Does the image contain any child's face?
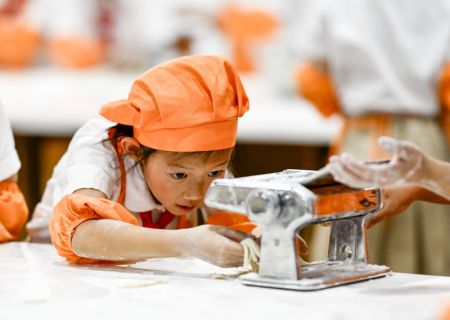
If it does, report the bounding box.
[143,149,233,216]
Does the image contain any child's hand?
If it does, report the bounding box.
[178,225,245,268]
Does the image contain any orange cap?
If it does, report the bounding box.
[100,55,249,152]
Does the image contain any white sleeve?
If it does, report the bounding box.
[41,0,98,38]
[59,118,120,198]
[28,117,121,242]
[0,102,20,181]
[289,0,328,62]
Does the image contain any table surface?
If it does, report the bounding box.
[1,242,449,320]
[0,68,342,145]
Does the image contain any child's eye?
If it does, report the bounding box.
[208,170,222,177]
[170,173,187,180]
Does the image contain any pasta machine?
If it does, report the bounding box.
[205,169,391,290]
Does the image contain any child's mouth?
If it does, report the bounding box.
[176,205,196,213]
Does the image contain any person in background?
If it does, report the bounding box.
[43,0,229,69]
[0,101,29,242]
[294,0,450,275]
[44,0,105,68]
[0,0,217,70]
[329,137,450,318]
[27,55,255,266]
[0,0,105,69]
[0,0,287,72]
[0,0,41,68]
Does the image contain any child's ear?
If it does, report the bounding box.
[120,137,141,160]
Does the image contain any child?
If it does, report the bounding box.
[28,55,255,266]
[0,101,28,242]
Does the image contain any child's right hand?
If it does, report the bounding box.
[178,225,245,268]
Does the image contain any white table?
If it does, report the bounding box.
[0,68,342,145]
[1,242,449,320]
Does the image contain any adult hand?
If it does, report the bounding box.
[328,136,426,189]
[364,185,420,229]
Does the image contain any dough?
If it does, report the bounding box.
[118,278,168,288]
[241,238,260,272]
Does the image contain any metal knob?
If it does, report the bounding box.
[246,189,281,224]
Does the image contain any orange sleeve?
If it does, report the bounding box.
[438,62,450,143]
[47,35,106,69]
[442,302,450,320]
[0,181,28,242]
[49,194,138,264]
[0,17,40,68]
[294,63,340,117]
[438,62,450,111]
[216,6,278,72]
[206,211,257,235]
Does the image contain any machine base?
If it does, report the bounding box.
[240,262,391,291]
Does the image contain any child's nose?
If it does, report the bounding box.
[184,180,206,202]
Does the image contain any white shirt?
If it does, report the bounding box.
[0,101,21,181]
[294,0,450,116]
[27,117,167,242]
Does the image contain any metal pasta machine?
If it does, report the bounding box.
[205,169,391,290]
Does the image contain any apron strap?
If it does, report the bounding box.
[108,128,127,205]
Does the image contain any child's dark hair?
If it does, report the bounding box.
[107,124,236,169]
[108,124,157,163]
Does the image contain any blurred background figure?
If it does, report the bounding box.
[42,0,218,69]
[43,0,106,69]
[0,0,41,68]
[0,0,294,71]
[293,0,450,275]
[0,0,228,70]
[0,0,106,69]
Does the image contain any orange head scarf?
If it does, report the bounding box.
[100,55,249,152]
